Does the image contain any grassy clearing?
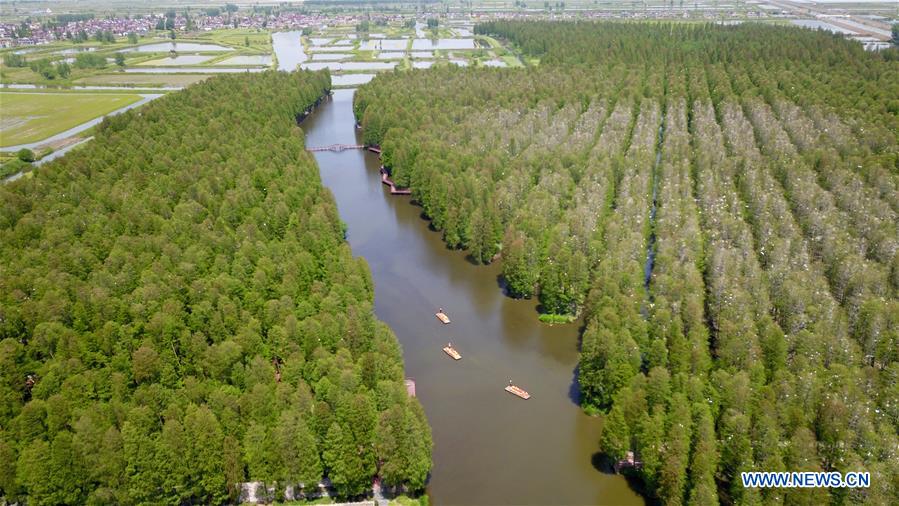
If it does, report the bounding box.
[538,313,577,324]
[74,73,212,87]
[352,50,376,61]
[0,66,48,84]
[204,29,272,52]
[0,158,30,179]
[502,55,524,67]
[0,92,142,147]
[389,495,430,506]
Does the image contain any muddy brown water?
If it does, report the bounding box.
[303,89,645,506]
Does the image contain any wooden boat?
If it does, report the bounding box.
[435,311,451,324]
[505,384,531,400]
[443,344,462,360]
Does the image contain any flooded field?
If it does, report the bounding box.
[301,61,398,71]
[138,55,216,66]
[124,42,233,52]
[411,38,477,50]
[124,67,264,73]
[360,39,409,51]
[215,55,272,65]
[311,53,354,61]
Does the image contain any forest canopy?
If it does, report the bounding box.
[355,21,898,505]
[0,70,431,504]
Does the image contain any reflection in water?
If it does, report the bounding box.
[303,90,645,506]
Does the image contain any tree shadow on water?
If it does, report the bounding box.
[463,253,482,266]
[567,316,592,407]
[591,452,616,474]
[495,273,509,296]
[569,365,582,406]
[591,453,655,505]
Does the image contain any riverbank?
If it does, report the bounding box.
[303,88,644,505]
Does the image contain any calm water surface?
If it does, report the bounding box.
[360,39,409,51]
[303,89,645,506]
[310,46,355,53]
[216,55,273,66]
[301,61,397,71]
[311,53,354,61]
[124,42,232,52]
[377,52,407,60]
[272,31,307,71]
[411,39,476,50]
[331,74,376,86]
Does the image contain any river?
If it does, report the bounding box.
[303,89,644,505]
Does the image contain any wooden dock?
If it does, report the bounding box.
[443,344,462,360]
[614,451,643,472]
[367,145,410,196]
[505,384,531,400]
[380,167,411,195]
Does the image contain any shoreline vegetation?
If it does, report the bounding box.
[355,21,898,505]
[537,313,577,324]
[0,70,432,504]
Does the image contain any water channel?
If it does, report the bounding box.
[303,89,644,505]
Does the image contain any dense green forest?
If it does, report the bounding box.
[0,71,431,504]
[355,22,898,505]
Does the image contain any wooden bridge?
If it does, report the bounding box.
[305,143,409,195]
[380,167,412,195]
[306,144,365,152]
